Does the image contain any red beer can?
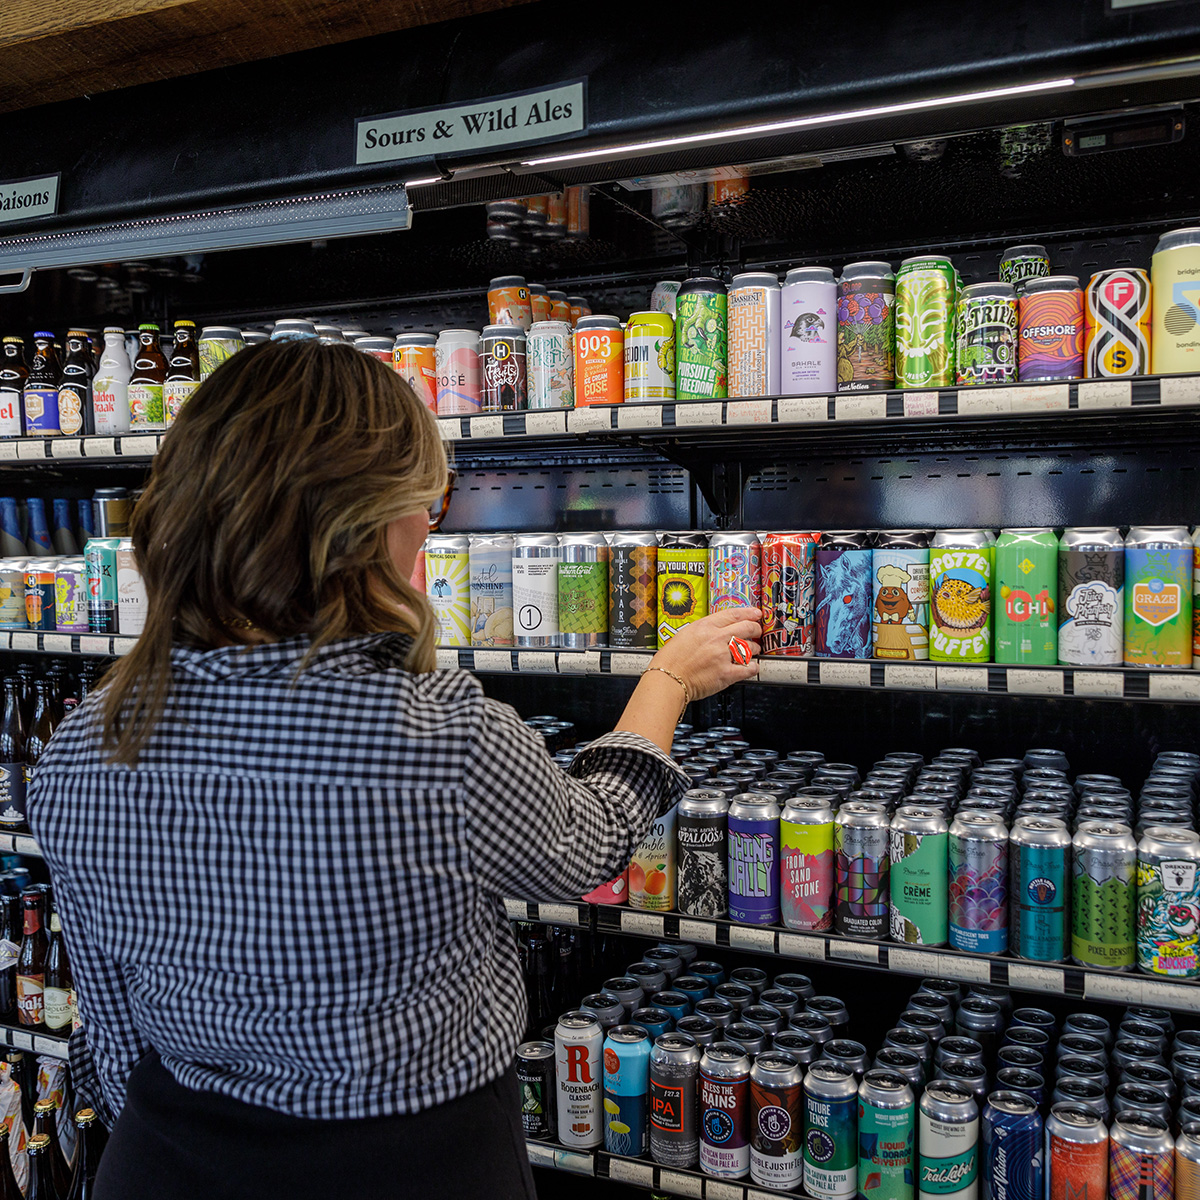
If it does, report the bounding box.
[761,532,820,657]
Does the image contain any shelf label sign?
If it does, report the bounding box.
[0,174,59,227]
[356,81,586,165]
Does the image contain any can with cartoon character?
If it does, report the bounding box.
[929,530,995,663]
[762,532,819,657]
[873,532,930,661]
[1136,826,1200,978]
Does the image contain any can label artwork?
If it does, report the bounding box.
[858,1099,914,1200]
[629,804,677,912]
[199,335,243,382]
[873,549,930,661]
[1108,1142,1172,1200]
[1150,237,1200,375]
[815,547,872,659]
[24,567,54,631]
[782,818,834,932]
[837,276,895,391]
[753,1080,804,1190]
[1137,852,1200,977]
[85,539,120,635]
[527,323,574,409]
[426,546,471,647]
[128,383,165,430]
[701,1071,750,1177]
[710,538,762,612]
[762,534,817,656]
[929,547,993,663]
[23,388,61,435]
[895,261,956,388]
[948,837,1008,954]
[995,532,1058,665]
[1085,269,1150,377]
[890,829,949,946]
[0,565,26,631]
[624,314,676,401]
[728,816,779,925]
[999,250,1049,289]
[1195,538,1200,662]
[1018,290,1084,381]
[1125,546,1192,667]
[609,543,656,648]
[919,1117,978,1200]
[675,291,728,400]
[1012,843,1068,962]
[651,1067,697,1166]
[512,552,559,644]
[1058,548,1123,666]
[481,335,526,411]
[984,1115,1043,1200]
[1046,1131,1107,1200]
[575,324,624,406]
[657,548,709,647]
[956,294,1018,385]
[1071,847,1136,969]
[116,545,148,636]
[835,825,890,939]
[559,557,609,641]
[677,812,727,918]
[729,283,780,397]
[604,1044,649,1156]
[803,1091,856,1199]
[436,340,482,416]
[54,564,88,633]
[469,543,514,647]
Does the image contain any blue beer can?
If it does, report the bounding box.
[728,793,781,925]
[1008,817,1072,962]
[982,1091,1043,1200]
[816,531,873,659]
[630,1007,672,1041]
[604,1024,651,1156]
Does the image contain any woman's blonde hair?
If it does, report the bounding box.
[101,339,447,763]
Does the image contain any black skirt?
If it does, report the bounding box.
[95,1052,537,1200]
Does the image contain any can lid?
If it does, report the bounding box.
[961,281,1016,299]
[481,324,526,339]
[516,1040,554,1057]
[393,332,437,346]
[783,266,835,284]
[528,283,549,296]
[840,260,895,280]
[1022,275,1080,292]
[198,327,244,339]
[1001,244,1049,256]
[488,275,527,289]
[730,271,781,288]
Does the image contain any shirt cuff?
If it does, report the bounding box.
[567,731,689,815]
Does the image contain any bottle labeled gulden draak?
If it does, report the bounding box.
[16,888,47,1029]
[0,678,27,835]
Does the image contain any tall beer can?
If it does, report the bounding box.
[709,532,761,612]
[1124,526,1193,668]
[650,1032,701,1168]
[728,272,781,397]
[480,324,526,411]
[802,1060,858,1199]
[651,280,682,316]
[890,805,949,946]
[895,257,957,388]
[1136,825,1200,977]
[1177,1121,1200,1200]
[982,1092,1043,1200]
[994,528,1059,665]
[609,532,657,648]
[816,531,873,659]
[555,1011,604,1148]
[512,533,560,647]
[425,533,470,647]
[948,812,1009,955]
[623,312,675,401]
[781,267,838,395]
[1071,821,1137,971]
[197,325,245,382]
[700,1042,752,1178]
[1045,1103,1107,1200]
[1108,1113,1173,1200]
[676,789,729,919]
[1057,527,1124,666]
[857,1070,915,1200]
[1084,269,1151,377]
[574,315,623,406]
[675,278,728,400]
[1009,816,1071,962]
[84,537,120,635]
[762,531,819,656]
[558,532,609,649]
[566,186,590,238]
[834,801,890,940]
[929,530,995,663]
[999,244,1050,292]
[629,804,678,912]
[657,532,708,647]
[527,321,574,409]
[873,532,930,661]
[956,282,1018,385]
[468,533,514,647]
[392,333,437,411]
[517,1041,557,1141]
[1150,226,1200,374]
[435,329,482,416]
[728,793,780,925]
[782,796,835,933]
[487,275,532,330]
[837,261,895,391]
[918,1082,979,1200]
[1018,277,1084,381]
[604,1025,650,1156]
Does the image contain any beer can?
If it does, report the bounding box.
[782,796,835,932]
[23,560,55,631]
[1009,816,1071,962]
[630,804,677,912]
[1150,226,1200,375]
[435,329,482,416]
[480,325,526,412]
[1084,269,1151,377]
[675,278,728,400]
[487,275,532,330]
[948,812,1009,954]
[1071,820,1137,971]
[1058,527,1124,666]
[1018,277,1084,381]
[197,326,245,382]
[548,290,572,324]
[425,533,471,647]
[512,533,559,647]
[521,196,547,228]
[762,531,819,656]
[355,336,393,364]
[1124,526,1193,668]
[919,1082,979,1200]
[657,532,708,647]
[1177,1121,1200,1200]
[837,261,895,391]
[834,801,891,940]
[676,1013,719,1046]
[555,1011,604,1148]
[53,557,88,634]
[624,312,675,402]
[574,315,623,406]
[999,244,1050,292]
[517,1040,557,1141]
[728,271,781,397]
[392,333,437,411]
[728,793,781,925]
[468,533,514,647]
[652,184,703,229]
[802,1060,858,1199]
[558,532,609,649]
[602,978,646,1018]
[782,267,838,395]
[676,789,729,919]
[84,537,120,635]
[896,256,957,389]
[994,528,1059,665]
[873,533,930,661]
[604,1025,650,1156]
[526,320,574,409]
[0,558,25,631]
[929,530,995,663]
[650,1031,701,1168]
[816,531,873,659]
[858,1070,915,1200]
[608,531,657,648]
[710,532,761,612]
[890,805,949,946]
[566,186,590,239]
[1108,1113,1173,1200]
[1136,825,1200,977]
[956,282,1018,385]
[700,1042,752,1178]
[528,284,552,324]
[983,1091,1043,1200]
[651,280,682,316]
[568,296,591,325]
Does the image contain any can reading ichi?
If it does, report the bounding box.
[994,528,1058,666]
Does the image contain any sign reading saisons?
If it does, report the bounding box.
[356,81,586,166]
[0,174,59,227]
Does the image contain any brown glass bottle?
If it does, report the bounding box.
[164,320,199,426]
[0,1125,21,1200]
[129,323,167,431]
[24,1134,54,1200]
[44,910,75,1036]
[16,888,47,1029]
[0,678,26,835]
[58,329,95,438]
[0,895,16,1023]
[65,1108,107,1200]
[33,1099,71,1197]
[25,678,56,796]
[5,1050,33,1134]
[0,337,27,439]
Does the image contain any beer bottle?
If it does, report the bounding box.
[23,334,61,437]
[24,1134,54,1200]
[92,327,132,436]
[66,1108,106,1199]
[57,330,95,439]
[5,1050,33,1134]
[16,888,47,1029]
[44,911,74,1036]
[0,1125,21,1200]
[164,320,199,427]
[0,895,16,1021]
[128,324,166,432]
[0,678,27,835]
[33,1100,71,1197]
[0,338,27,439]
[26,677,57,777]
[16,665,36,729]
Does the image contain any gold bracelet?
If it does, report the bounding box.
[645,666,691,722]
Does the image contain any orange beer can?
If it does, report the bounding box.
[546,192,567,236]
[529,284,552,325]
[523,195,549,227]
[393,333,437,411]
[1084,268,1151,377]
[568,295,592,326]
[708,174,749,206]
[487,275,533,330]
[566,186,591,238]
[548,290,572,324]
[574,315,624,406]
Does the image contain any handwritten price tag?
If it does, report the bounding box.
[120,435,159,457]
[472,649,513,672]
[621,911,665,938]
[1159,376,1200,406]
[439,417,462,441]
[818,661,871,688]
[757,658,810,685]
[1005,668,1064,696]
[658,1170,703,1198]
[0,442,16,461]
[1009,383,1069,412]
[10,633,37,652]
[504,899,527,920]
[937,666,989,693]
[956,390,1010,416]
[610,652,652,676]
[524,410,567,436]
[678,918,717,945]
[726,399,773,425]
[1072,671,1125,699]
[608,1159,654,1186]
[83,437,117,457]
[558,651,602,675]
[435,648,460,670]
[884,664,937,691]
[1077,380,1132,409]
[516,651,557,673]
[525,1143,556,1169]
[729,925,777,952]
[777,932,826,962]
[113,637,138,656]
[902,391,940,418]
[1149,674,1200,701]
[42,634,73,654]
[673,401,722,427]
[537,903,582,926]
[617,405,663,430]
[1007,963,1065,993]
[777,396,828,423]
[887,947,939,977]
[568,406,613,433]
[830,939,880,964]
[469,414,505,439]
[706,1182,744,1200]
[937,953,992,983]
[50,439,83,459]
[16,440,46,459]
[835,394,886,421]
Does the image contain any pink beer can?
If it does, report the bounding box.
[761,531,820,656]
[435,329,482,416]
[709,532,762,611]
[393,333,437,411]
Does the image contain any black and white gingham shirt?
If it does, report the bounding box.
[28,634,685,1125]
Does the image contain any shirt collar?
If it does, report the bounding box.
[171,632,415,679]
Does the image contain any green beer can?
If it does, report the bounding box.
[929,529,994,663]
[895,256,957,389]
[675,277,728,400]
[994,528,1059,665]
[889,806,948,946]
